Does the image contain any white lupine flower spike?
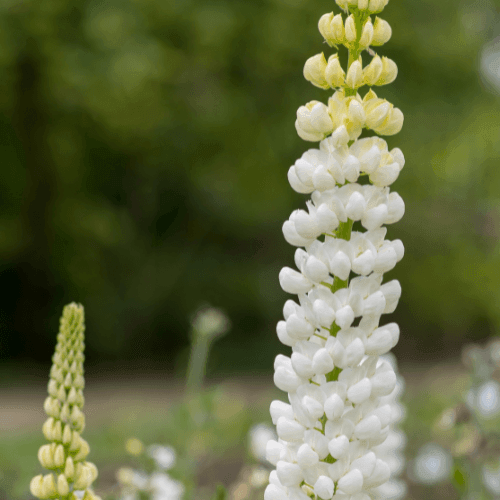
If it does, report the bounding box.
[267,0,406,499]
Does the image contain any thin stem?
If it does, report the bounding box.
[186,336,210,393]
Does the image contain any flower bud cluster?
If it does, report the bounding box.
[335,0,389,14]
[296,90,403,143]
[30,303,101,500]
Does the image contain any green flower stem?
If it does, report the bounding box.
[345,9,369,97]
[186,335,211,392]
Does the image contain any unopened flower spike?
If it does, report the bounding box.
[266,0,407,499]
[31,303,101,500]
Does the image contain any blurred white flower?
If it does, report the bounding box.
[191,305,231,339]
[249,466,270,488]
[482,459,500,496]
[248,424,276,463]
[147,445,176,470]
[149,472,185,500]
[480,36,500,94]
[410,443,452,484]
[371,478,407,500]
[476,380,500,419]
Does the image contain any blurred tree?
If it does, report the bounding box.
[0,0,499,370]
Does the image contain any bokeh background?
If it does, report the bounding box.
[1,0,500,498]
[0,0,500,370]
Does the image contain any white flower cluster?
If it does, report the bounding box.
[266,119,404,500]
[116,445,184,500]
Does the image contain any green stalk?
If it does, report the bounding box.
[186,336,211,393]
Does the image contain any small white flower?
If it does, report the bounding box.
[410,443,452,485]
[147,445,176,470]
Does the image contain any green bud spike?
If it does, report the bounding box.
[30,303,101,500]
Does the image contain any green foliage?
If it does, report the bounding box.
[211,484,228,500]
[0,0,499,366]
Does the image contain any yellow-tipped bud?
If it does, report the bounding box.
[345,15,356,43]
[42,418,55,441]
[345,60,363,89]
[358,0,369,10]
[325,55,345,88]
[71,405,85,432]
[82,490,102,500]
[336,0,348,9]
[365,98,391,129]
[30,475,45,499]
[60,402,71,422]
[65,456,75,481]
[47,380,58,398]
[375,107,404,135]
[56,384,66,402]
[74,437,90,461]
[42,474,57,499]
[64,372,73,388]
[86,462,99,483]
[38,444,55,469]
[348,99,366,125]
[369,0,388,13]
[73,464,93,490]
[69,430,81,452]
[363,55,383,85]
[43,397,61,418]
[303,53,329,89]
[359,19,374,49]
[375,56,398,85]
[319,13,345,46]
[74,373,85,389]
[62,424,72,445]
[57,474,70,496]
[54,444,65,468]
[372,17,392,45]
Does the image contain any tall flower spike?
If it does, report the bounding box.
[266,0,406,499]
[31,303,101,500]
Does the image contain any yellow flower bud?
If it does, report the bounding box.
[325,55,345,88]
[374,107,404,135]
[30,474,45,499]
[345,15,356,43]
[54,444,66,468]
[74,437,90,461]
[375,56,398,85]
[64,372,73,388]
[73,464,92,490]
[74,373,85,389]
[365,99,391,129]
[303,53,329,89]
[336,0,348,9]
[57,474,70,496]
[47,380,59,398]
[76,389,85,407]
[369,0,386,13]
[372,17,392,46]
[86,461,99,483]
[331,14,345,45]
[60,402,71,422]
[359,19,374,49]
[43,397,60,418]
[363,55,383,85]
[42,474,57,499]
[319,13,334,42]
[38,444,55,469]
[345,60,363,89]
[56,384,66,402]
[42,418,55,441]
[65,456,75,481]
[348,99,366,125]
[62,424,72,445]
[358,0,369,10]
[50,366,64,383]
[82,490,102,500]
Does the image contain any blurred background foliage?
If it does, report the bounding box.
[0,0,500,372]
